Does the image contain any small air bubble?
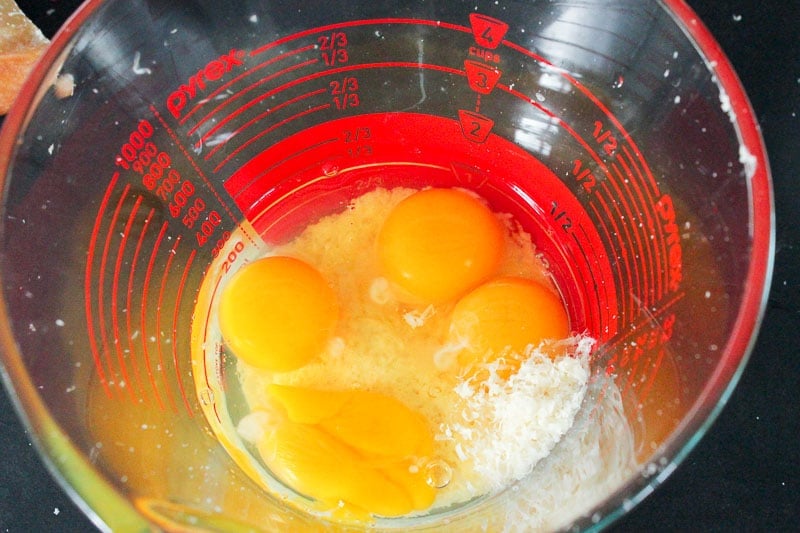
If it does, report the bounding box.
[322,163,339,177]
[425,459,452,489]
[199,389,215,405]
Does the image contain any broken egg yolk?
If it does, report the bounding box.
[218,256,338,372]
[259,384,436,517]
[448,277,570,372]
[377,188,504,304]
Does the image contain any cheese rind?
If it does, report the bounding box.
[0,0,50,114]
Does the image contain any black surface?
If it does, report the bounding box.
[1,1,798,531]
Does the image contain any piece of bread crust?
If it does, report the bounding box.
[0,0,49,115]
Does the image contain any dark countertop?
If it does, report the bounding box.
[1,1,798,531]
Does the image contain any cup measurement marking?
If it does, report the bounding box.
[179,44,318,128]
[201,62,464,173]
[111,193,145,404]
[159,237,196,416]
[192,14,677,303]
[173,14,666,306]
[96,183,134,400]
[612,155,661,301]
[201,88,329,161]
[125,206,157,406]
[172,18,677,316]
[212,103,335,174]
[506,88,646,317]
[188,58,319,141]
[617,145,664,300]
[227,137,341,206]
[139,221,176,412]
[501,39,678,302]
[84,171,120,399]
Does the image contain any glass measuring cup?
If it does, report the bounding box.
[0,0,772,531]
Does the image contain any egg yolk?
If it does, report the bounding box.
[448,277,570,373]
[259,384,436,516]
[377,188,504,304]
[218,256,338,372]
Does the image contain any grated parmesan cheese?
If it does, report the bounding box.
[437,336,593,495]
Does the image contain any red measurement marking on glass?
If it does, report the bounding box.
[458,110,494,143]
[172,249,197,416]
[188,59,318,138]
[586,194,632,322]
[140,221,169,411]
[464,59,502,95]
[96,183,132,399]
[619,145,666,300]
[208,62,463,173]
[200,273,226,424]
[151,106,249,243]
[563,72,663,201]
[571,159,597,193]
[601,292,682,400]
[226,137,340,205]
[212,104,332,173]
[249,18,466,58]
[154,235,182,413]
[85,172,120,398]
[244,16,662,208]
[572,225,614,335]
[612,156,661,302]
[195,64,356,151]
[204,88,328,160]
[245,18,669,304]
[125,207,156,406]
[330,76,360,110]
[501,41,668,263]
[609,160,655,305]
[319,31,349,66]
[597,179,642,315]
[637,314,678,405]
[502,82,669,314]
[180,44,318,128]
[111,194,144,404]
[468,13,509,50]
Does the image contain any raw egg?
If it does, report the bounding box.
[448,277,570,372]
[218,256,338,372]
[377,188,504,304]
[260,384,436,516]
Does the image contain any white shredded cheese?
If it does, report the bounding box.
[437,337,593,494]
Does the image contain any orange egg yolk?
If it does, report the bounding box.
[448,277,570,373]
[377,188,504,304]
[218,256,338,372]
[259,384,436,517]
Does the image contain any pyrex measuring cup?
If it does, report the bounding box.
[0,0,772,531]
